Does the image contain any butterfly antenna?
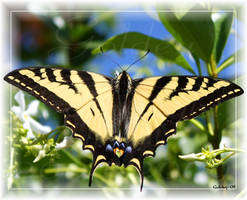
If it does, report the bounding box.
[126,49,150,72]
[100,47,123,71]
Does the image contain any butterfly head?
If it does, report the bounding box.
[116,70,132,82]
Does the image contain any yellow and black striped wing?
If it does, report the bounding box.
[4,67,114,152]
[4,68,244,190]
[125,75,243,163]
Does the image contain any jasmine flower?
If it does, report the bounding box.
[55,136,74,150]
[33,148,46,163]
[11,91,51,139]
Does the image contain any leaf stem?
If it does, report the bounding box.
[209,55,225,186]
[206,63,212,76]
[210,55,217,78]
[189,119,205,132]
[44,167,87,174]
[216,54,235,74]
[205,112,214,137]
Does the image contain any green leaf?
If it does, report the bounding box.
[158,9,215,62]
[92,32,195,74]
[212,12,233,64]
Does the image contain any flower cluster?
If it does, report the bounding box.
[179,145,243,168]
[11,91,74,162]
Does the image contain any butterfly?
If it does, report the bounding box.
[4,67,243,190]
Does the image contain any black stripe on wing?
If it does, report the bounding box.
[169,76,189,98]
[77,71,110,135]
[4,68,75,114]
[60,70,78,93]
[132,77,172,128]
[191,77,204,91]
[148,76,172,100]
[171,80,244,121]
[31,67,44,78]
[45,68,57,82]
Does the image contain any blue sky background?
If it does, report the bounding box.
[87,11,242,80]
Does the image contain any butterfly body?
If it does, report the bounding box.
[4,67,243,190]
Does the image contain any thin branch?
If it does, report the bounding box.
[210,55,224,186]
[216,54,234,74]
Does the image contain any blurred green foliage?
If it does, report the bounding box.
[5,5,244,196]
[18,12,114,67]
